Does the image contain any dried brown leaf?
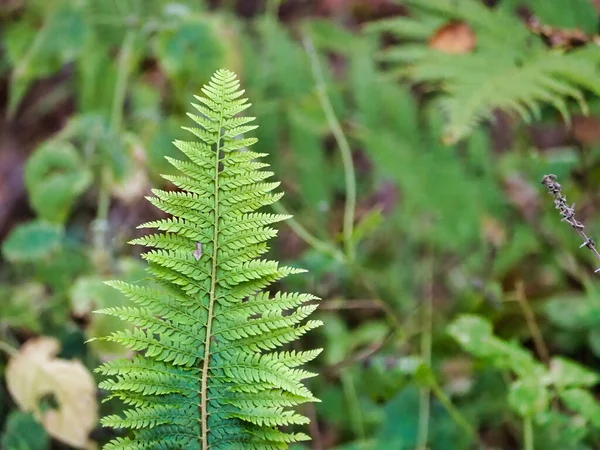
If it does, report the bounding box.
[428,21,476,54]
[6,337,98,449]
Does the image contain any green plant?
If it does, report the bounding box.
[368,0,600,143]
[93,69,322,449]
[449,314,600,450]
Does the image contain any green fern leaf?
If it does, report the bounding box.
[96,69,321,449]
[368,0,600,143]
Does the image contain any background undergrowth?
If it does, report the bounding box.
[2,0,600,449]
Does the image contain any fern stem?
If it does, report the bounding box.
[523,415,534,450]
[303,34,357,262]
[199,91,226,450]
[272,202,345,262]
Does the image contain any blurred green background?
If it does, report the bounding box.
[3,0,600,449]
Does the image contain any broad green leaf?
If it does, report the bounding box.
[547,357,600,388]
[70,258,145,358]
[305,19,362,55]
[6,337,98,448]
[153,15,237,103]
[508,378,549,417]
[1,411,50,450]
[559,388,600,428]
[288,107,331,222]
[448,315,544,378]
[24,140,92,223]
[545,295,600,330]
[5,2,89,114]
[589,328,600,358]
[2,221,63,263]
[0,283,45,332]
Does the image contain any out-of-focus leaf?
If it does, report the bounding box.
[508,377,549,417]
[4,2,89,114]
[588,328,600,358]
[349,321,388,350]
[448,315,544,378]
[352,208,384,246]
[500,0,598,32]
[545,293,600,331]
[0,283,46,332]
[373,386,472,450]
[559,388,600,428]
[154,15,238,103]
[546,357,600,388]
[75,36,117,116]
[2,221,63,263]
[70,258,144,359]
[144,116,188,179]
[24,140,92,223]
[535,411,589,450]
[70,276,131,359]
[305,19,362,55]
[318,314,350,365]
[288,107,331,219]
[6,337,98,448]
[1,411,50,450]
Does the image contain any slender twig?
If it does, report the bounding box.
[305,402,323,450]
[341,370,365,441]
[541,174,600,272]
[303,35,357,262]
[319,299,392,311]
[94,29,137,266]
[429,381,477,440]
[523,415,534,450]
[272,202,345,263]
[0,340,17,356]
[417,256,434,450]
[514,280,551,365]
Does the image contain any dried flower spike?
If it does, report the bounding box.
[541,174,600,272]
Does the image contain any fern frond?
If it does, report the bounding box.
[96,69,321,449]
[368,0,600,143]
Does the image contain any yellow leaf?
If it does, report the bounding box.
[6,337,98,448]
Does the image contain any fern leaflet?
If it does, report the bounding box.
[367,0,600,143]
[95,69,322,449]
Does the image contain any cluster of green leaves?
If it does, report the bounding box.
[368,0,600,143]
[449,315,600,448]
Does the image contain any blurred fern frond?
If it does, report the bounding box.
[367,0,600,143]
[94,69,322,449]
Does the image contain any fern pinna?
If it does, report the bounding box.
[95,69,322,449]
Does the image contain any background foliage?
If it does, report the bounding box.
[2,0,600,449]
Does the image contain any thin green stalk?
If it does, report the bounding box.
[303,34,357,262]
[111,30,136,132]
[266,0,281,17]
[0,340,17,356]
[341,370,365,442]
[430,381,476,440]
[94,29,136,263]
[523,416,534,450]
[417,258,434,450]
[272,202,345,263]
